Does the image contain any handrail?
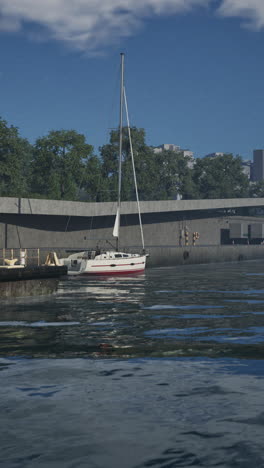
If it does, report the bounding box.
[0,248,40,266]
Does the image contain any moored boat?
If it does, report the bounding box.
[60,53,148,276]
[61,250,146,276]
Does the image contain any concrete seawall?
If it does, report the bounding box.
[0,265,67,299]
[0,278,59,299]
[50,245,264,268]
[0,245,263,273]
[146,245,264,267]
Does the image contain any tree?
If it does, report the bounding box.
[0,117,33,197]
[154,150,195,200]
[30,129,94,200]
[192,154,250,199]
[82,155,108,202]
[130,145,160,200]
[100,127,158,201]
[249,180,264,198]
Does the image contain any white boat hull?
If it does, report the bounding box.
[61,252,147,276]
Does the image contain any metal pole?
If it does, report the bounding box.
[117,52,124,251]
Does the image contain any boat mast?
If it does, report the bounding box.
[116,52,124,251]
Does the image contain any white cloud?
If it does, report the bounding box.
[0,0,210,52]
[1,0,264,53]
[218,0,264,29]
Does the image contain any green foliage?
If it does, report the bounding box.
[249,180,264,198]
[154,150,194,200]
[192,154,250,199]
[82,155,107,202]
[100,127,151,201]
[0,117,255,202]
[100,133,196,201]
[101,130,199,201]
[131,146,160,200]
[30,129,94,200]
[0,118,33,197]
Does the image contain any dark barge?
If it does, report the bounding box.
[0,265,67,299]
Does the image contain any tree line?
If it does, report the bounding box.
[0,116,263,202]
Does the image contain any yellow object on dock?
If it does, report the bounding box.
[4,258,18,266]
[44,252,62,266]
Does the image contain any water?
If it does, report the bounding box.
[1,260,264,467]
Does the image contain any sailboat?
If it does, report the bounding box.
[60,53,147,276]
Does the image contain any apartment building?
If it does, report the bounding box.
[252,150,264,182]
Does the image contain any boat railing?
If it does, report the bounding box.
[0,248,41,267]
[82,250,97,259]
[0,246,144,268]
[64,247,141,256]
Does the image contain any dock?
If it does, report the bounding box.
[0,264,67,299]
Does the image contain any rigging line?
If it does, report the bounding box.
[123,86,145,251]
[64,215,71,232]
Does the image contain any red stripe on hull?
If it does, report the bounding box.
[80,268,145,276]
[91,261,145,268]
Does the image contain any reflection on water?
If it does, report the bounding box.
[2,261,264,467]
[2,261,264,358]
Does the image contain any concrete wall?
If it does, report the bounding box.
[2,197,264,266]
[0,278,59,298]
[146,245,264,267]
[1,212,264,248]
[2,196,264,216]
[0,214,231,249]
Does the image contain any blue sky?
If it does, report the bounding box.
[1,0,264,160]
